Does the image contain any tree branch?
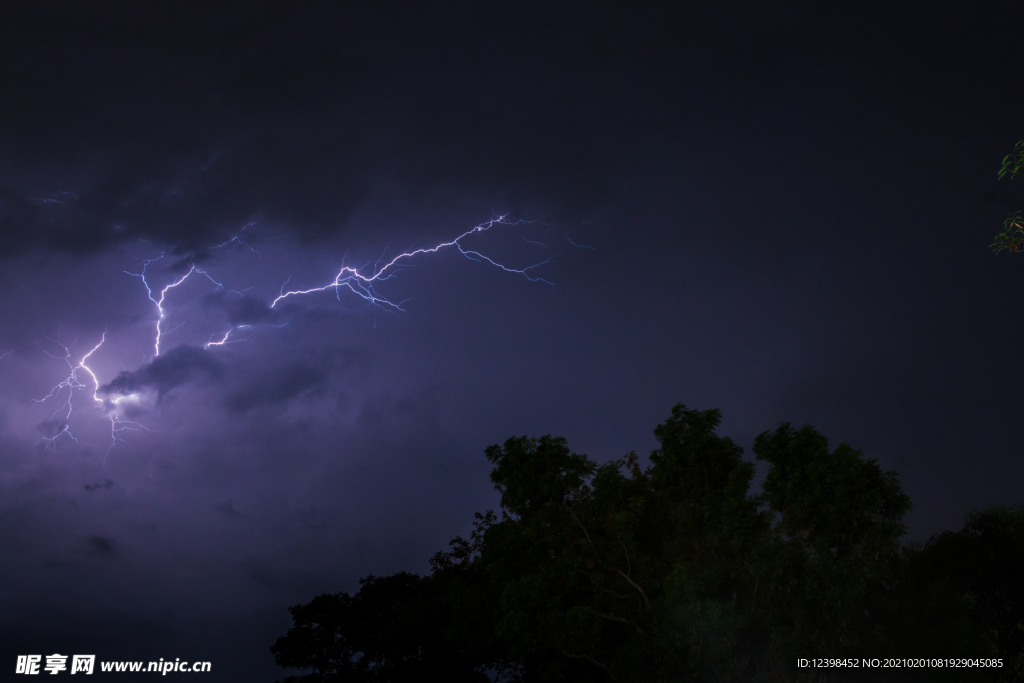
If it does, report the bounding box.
[586,573,632,601]
[613,567,650,610]
[557,647,619,682]
[564,502,608,568]
[584,608,646,636]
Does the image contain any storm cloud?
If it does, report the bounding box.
[100,344,224,401]
[2,2,1024,682]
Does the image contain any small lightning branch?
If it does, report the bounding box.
[124,258,224,356]
[271,216,555,310]
[565,235,595,250]
[33,334,103,449]
[205,325,257,348]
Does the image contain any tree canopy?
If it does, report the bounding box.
[272,404,1022,682]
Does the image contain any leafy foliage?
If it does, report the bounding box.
[904,503,1024,682]
[270,571,491,682]
[752,423,912,657]
[991,212,1024,255]
[992,140,1024,254]
[474,409,768,681]
[999,140,1024,182]
[272,404,1022,682]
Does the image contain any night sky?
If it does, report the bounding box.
[2,2,1024,680]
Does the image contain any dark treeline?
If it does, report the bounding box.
[271,405,1024,682]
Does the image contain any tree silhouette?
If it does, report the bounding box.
[272,404,1021,682]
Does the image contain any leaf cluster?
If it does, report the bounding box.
[999,140,1024,182]
[991,212,1024,255]
[896,503,1024,682]
[272,404,1022,683]
[269,571,492,683]
[992,139,1024,254]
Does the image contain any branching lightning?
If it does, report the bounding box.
[12,214,586,452]
[205,325,257,348]
[124,258,224,356]
[31,333,153,451]
[270,216,555,310]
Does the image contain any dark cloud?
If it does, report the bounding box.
[93,338,366,413]
[223,362,327,413]
[3,2,1024,682]
[83,536,117,559]
[202,292,281,327]
[223,345,368,413]
[0,2,712,258]
[100,344,223,400]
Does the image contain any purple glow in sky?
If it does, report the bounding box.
[17,216,570,456]
[2,2,1024,681]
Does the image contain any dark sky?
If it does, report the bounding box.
[2,2,1024,680]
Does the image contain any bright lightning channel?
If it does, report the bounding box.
[26,215,572,451]
[270,216,555,310]
[33,333,152,451]
[124,259,224,357]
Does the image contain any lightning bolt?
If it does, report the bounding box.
[210,220,263,257]
[20,214,582,452]
[31,333,154,452]
[205,325,258,348]
[270,216,555,309]
[77,332,107,405]
[124,258,224,357]
[32,335,88,449]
